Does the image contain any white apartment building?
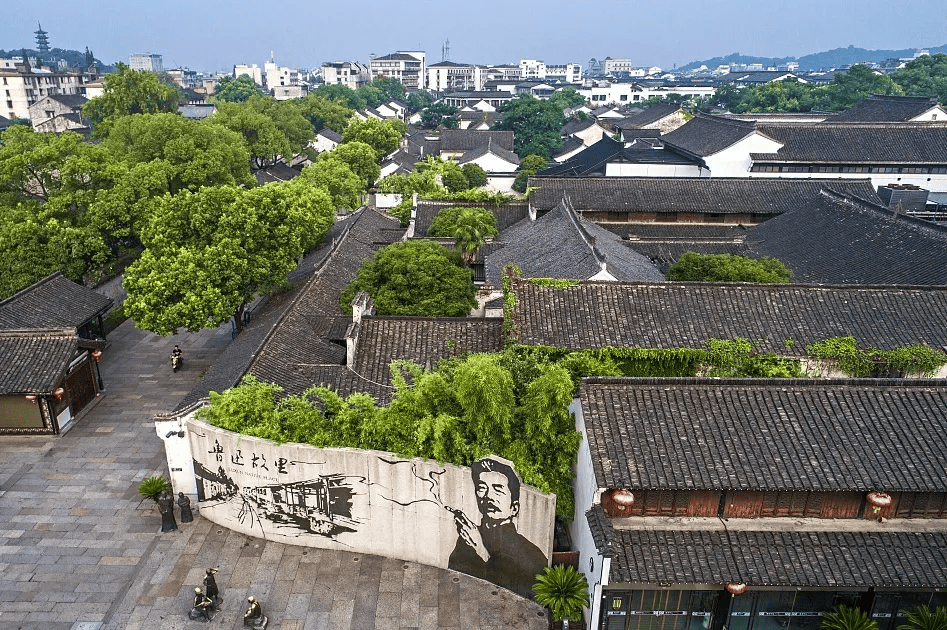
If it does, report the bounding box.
[546,63,582,83]
[603,57,634,74]
[370,51,426,90]
[426,61,484,92]
[129,53,163,73]
[321,61,370,90]
[1,57,100,121]
[264,61,299,91]
[233,64,263,86]
[578,81,715,105]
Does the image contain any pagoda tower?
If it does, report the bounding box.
[34,23,50,55]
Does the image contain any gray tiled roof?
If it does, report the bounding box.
[439,129,515,153]
[612,102,682,129]
[831,94,942,123]
[0,328,77,393]
[538,137,697,177]
[746,189,947,285]
[579,377,947,492]
[457,140,521,167]
[483,200,665,285]
[509,279,947,353]
[587,506,947,588]
[754,123,947,163]
[317,128,343,143]
[528,177,880,215]
[661,114,757,158]
[47,93,88,109]
[0,272,113,330]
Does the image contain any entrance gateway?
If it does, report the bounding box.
[601,589,947,630]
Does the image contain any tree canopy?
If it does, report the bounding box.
[123,181,334,334]
[82,63,183,137]
[340,239,477,317]
[300,154,365,211]
[331,141,381,186]
[420,102,459,129]
[493,94,565,159]
[297,94,354,133]
[667,252,792,283]
[548,88,587,111]
[428,206,499,263]
[341,117,405,159]
[212,75,265,102]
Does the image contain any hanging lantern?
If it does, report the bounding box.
[24,394,38,403]
[53,388,65,402]
[612,489,635,507]
[866,492,892,508]
[91,350,103,363]
[726,583,748,596]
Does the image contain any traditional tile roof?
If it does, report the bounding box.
[413,201,528,237]
[551,136,585,160]
[457,110,504,126]
[0,328,77,393]
[661,114,756,157]
[179,104,216,120]
[579,377,947,492]
[587,506,947,588]
[47,93,87,109]
[716,71,800,84]
[346,317,505,403]
[254,163,301,184]
[753,123,947,163]
[439,129,515,153]
[483,200,664,285]
[746,189,947,285]
[509,279,947,353]
[317,128,343,143]
[457,139,521,167]
[831,94,944,123]
[612,102,682,129]
[560,118,599,136]
[0,272,112,331]
[528,177,880,214]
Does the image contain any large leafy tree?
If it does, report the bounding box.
[420,102,459,129]
[299,154,364,210]
[298,94,354,133]
[331,141,381,186]
[123,181,334,334]
[311,84,367,110]
[733,78,818,113]
[207,97,293,169]
[342,117,405,159]
[815,64,902,111]
[667,252,792,283]
[548,88,586,111]
[105,113,254,192]
[891,53,947,104]
[82,63,183,137]
[340,239,477,317]
[213,75,265,103]
[405,90,435,111]
[493,94,566,159]
[369,76,406,103]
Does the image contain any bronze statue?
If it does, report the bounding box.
[191,587,214,622]
[157,490,177,532]
[203,567,219,605]
[244,595,267,628]
[178,492,193,523]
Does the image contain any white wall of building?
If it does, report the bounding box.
[605,163,704,177]
[702,133,783,176]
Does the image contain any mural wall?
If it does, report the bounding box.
[188,419,556,597]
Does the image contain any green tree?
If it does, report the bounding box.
[300,154,364,210]
[368,76,406,102]
[212,75,265,102]
[342,117,405,159]
[733,78,817,113]
[340,239,476,317]
[821,606,878,630]
[897,606,947,630]
[428,206,498,238]
[82,63,183,137]
[208,97,292,169]
[298,94,354,132]
[356,84,385,108]
[494,94,565,159]
[123,181,334,334]
[105,113,254,192]
[548,88,587,111]
[332,141,381,186]
[312,84,367,110]
[891,54,947,104]
[667,252,792,283]
[405,90,435,111]
[441,161,469,193]
[513,154,547,193]
[533,565,590,622]
[714,82,742,110]
[420,102,459,129]
[461,163,488,188]
[816,64,902,111]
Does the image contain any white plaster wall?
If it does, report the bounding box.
[467,152,519,174]
[568,399,606,629]
[485,175,516,193]
[745,170,947,194]
[605,163,703,177]
[373,193,402,209]
[185,416,556,581]
[703,133,783,177]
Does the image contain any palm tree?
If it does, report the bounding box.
[898,606,947,630]
[821,606,878,630]
[533,565,589,623]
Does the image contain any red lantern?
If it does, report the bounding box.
[91,350,103,363]
[866,492,892,508]
[726,583,748,596]
[24,394,38,403]
[612,489,635,507]
[53,388,65,402]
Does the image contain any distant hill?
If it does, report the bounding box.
[679,44,947,72]
[0,47,114,73]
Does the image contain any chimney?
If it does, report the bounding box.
[345,292,375,365]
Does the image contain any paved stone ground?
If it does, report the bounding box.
[0,320,547,630]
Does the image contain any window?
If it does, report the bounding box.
[620,94,628,101]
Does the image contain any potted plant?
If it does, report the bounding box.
[138,475,172,504]
[533,565,589,629]
[821,605,878,630]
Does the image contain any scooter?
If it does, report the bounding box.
[171,352,183,372]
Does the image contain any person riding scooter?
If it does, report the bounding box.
[171,345,183,372]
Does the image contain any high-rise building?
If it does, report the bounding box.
[129,54,163,73]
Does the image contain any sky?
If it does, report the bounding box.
[3,0,945,74]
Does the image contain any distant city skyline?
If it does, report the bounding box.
[3,0,945,74]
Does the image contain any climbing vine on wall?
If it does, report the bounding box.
[806,336,946,377]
